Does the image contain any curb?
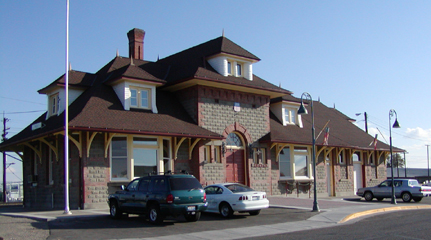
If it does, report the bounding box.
[339,204,431,223]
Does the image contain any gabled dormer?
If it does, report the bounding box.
[270,95,304,128]
[207,54,255,80]
[206,36,260,81]
[38,70,95,119]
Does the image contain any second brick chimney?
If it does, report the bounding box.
[127,28,145,60]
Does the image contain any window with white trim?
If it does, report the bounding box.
[49,93,59,117]
[279,146,311,179]
[130,87,150,109]
[203,145,210,162]
[214,146,221,163]
[133,137,158,177]
[111,136,168,180]
[111,137,128,180]
[283,107,297,125]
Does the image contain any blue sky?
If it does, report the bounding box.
[1,1,431,182]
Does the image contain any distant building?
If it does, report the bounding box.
[0,28,402,209]
[387,168,431,183]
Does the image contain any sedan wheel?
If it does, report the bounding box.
[219,203,233,218]
[402,192,412,202]
[364,192,373,201]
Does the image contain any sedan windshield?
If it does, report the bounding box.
[225,184,254,193]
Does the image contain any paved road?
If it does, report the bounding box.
[1,196,431,240]
[245,209,431,240]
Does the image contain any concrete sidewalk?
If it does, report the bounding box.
[1,196,430,240]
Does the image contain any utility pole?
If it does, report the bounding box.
[2,113,10,202]
[364,112,368,134]
[427,145,430,184]
[404,151,407,178]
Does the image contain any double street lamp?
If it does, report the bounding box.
[298,92,319,212]
[389,109,401,205]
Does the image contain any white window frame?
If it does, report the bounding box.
[214,146,221,163]
[130,87,150,109]
[279,145,312,180]
[110,135,170,181]
[283,107,297,125]
[49,93,59,117]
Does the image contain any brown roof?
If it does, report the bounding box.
[262,100,403,152]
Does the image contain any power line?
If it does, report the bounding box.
[0,96,45,106]
[3,110,45,114]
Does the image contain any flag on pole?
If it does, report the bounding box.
[323,127,330,145]
[369,134,378,150]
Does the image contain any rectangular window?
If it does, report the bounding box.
[214,146,221,163]
[49,93,59,116]
[203,146,210,162]
[111,137,128,179]
[279,147,291,178]
[227,61,232,75]
[284,108,297,125]
[133,148,157,177]
[130,87,150,109]
[47,149,53,185]
[294,147,308,177]
[236,63,242,76]
[163,139,171,172]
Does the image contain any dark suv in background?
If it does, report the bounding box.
[108,173,207,224]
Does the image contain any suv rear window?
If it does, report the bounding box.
[170,178,202,191]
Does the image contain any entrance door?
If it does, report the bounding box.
[225,132,245,184]
[353,163,363,194]
[226,149,245,184]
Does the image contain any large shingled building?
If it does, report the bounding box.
[0,28,399,209]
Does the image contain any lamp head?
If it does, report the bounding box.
[297,103,308,115]
[392,119,401,128]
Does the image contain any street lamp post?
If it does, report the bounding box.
[298,92,319,212]
[389,109,401,205]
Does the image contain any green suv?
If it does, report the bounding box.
[108,173,208,224]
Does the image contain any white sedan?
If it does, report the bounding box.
[204,183,269,218]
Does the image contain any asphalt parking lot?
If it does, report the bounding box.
[45,207,317,240]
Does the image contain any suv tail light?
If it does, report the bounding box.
[203,192,207,203]
[166,194,174,204]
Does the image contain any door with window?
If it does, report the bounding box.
[225,133,245,184]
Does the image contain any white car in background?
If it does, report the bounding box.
[204,183,269,218]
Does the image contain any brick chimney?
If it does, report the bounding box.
[127,28,145,60]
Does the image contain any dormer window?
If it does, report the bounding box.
[236,64,242,76]
[49,93,59,117]
[227,61,232,75]
[284,108,296,125]
[130,87,150,109]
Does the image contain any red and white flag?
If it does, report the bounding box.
[323,127,330,145]
[369,134,378,150]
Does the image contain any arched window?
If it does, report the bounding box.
[226,132,243,147]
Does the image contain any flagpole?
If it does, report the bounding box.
[63,0,71,215]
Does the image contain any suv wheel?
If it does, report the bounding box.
[184,211,201,222]
[109,200,122,219]
[402,192,412,202]
[219,203,233,218]
[148,204,164,224]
